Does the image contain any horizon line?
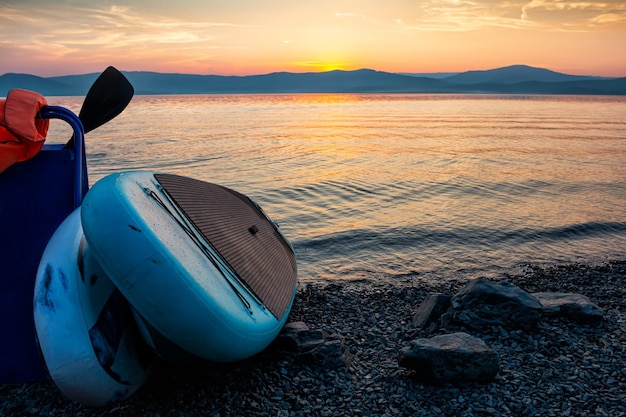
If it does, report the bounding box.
[2,64,623,79]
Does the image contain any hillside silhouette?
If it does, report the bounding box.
[2,65,624,97]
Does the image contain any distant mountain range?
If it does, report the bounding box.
[1,65,625,97]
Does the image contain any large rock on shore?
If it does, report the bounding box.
[398,332,500,383]
[532,292,604,325]
[451,278,543,330]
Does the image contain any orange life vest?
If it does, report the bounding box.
[0,89,49,173]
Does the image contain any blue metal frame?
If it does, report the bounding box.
[0,105,88,383]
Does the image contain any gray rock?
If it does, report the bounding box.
[451,278,543,330]
[532,292,604,325]
[411,293,452,329]
[398,332,500,383]
[275,321,326,352]
[300,334,351,369]
[274,321,351,369]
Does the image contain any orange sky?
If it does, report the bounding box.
[1,0,625,77]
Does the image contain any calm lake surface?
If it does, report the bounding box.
[47,94,626,285]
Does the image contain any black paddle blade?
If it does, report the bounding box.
[79,66,134,133]
[66,66,134,148]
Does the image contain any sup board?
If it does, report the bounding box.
[33,208,154,406]
[81,171,297,362]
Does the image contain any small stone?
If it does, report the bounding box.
[273,321,325,352]
[411,293,452,329]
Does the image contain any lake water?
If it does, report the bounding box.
[46,94,626,285]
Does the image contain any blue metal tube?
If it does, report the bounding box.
[37,106,86,208]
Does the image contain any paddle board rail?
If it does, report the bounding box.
[33,208,153,406]
[144,183,258,313]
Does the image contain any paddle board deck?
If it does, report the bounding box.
[81,171,297,362]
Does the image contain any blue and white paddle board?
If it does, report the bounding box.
[81,171,297,362]
[33,208,154,406]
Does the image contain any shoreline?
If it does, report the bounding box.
[1,260,625,416]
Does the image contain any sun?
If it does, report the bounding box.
[318,63,347,72]
[293,60,350,73]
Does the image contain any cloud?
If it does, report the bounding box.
[589,11,626,24]
[393,0,532,31]
[521,0,626,28]
[0,3,247,70]
[391,0,626,32]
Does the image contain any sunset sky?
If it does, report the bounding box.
[1,0,625,77]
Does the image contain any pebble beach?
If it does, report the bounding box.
[1,260,625,417]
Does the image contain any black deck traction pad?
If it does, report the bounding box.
[154,173,296,319]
